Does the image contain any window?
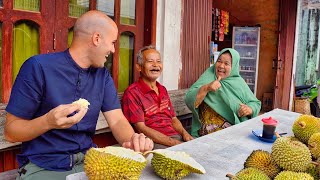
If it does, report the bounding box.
[12,21,39,81]
[0,0,154,103]
[118,32,135,92]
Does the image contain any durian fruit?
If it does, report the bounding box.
[84,147,147,180]
[308,132,320,159]
[150,149,205,180]
[306,163,320,180]
[274,171,314,180]
[271,136,312,172]
[226,167,270,180]
[244,150,280,179]
[292,114,320,144]
[72,98,90,108]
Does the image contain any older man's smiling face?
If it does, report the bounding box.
[139,49,163,81]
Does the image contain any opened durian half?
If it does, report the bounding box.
[149,149,206,180]
[84,146,147,180]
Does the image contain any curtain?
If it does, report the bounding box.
[69,0,89,17]
[118,33,134,92]
[14,0,40,11]
[13,21,40,82]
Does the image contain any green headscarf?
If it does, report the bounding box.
[185,48,261,137]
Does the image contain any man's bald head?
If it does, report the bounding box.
[73,10,117,40]
[69,10,118,68]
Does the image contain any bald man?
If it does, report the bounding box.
[4,10,153,180]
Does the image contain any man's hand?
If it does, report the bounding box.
[46,104,88,129]
[238,103,253,117]
[182,132,194,142]
[122,133,154,152]
[207,76,222,92]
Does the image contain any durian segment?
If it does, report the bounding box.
[308,132,320,159]
[292,114,320,144]
[151,149,205,180]
[274,171,314,180]
[232,167,270,180]
[72,98,90,109]
[84,147,147,180]
[244,150,280,179]
[271,136,312,172]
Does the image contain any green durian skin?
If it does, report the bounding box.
[271,136,312,172]
[244,150,280,179]
[292,115,320,144]
[233,167,271,180]
[274,171,314,180]
[84,148,147,180]
[308,132,320,159]
[151,153,192,180]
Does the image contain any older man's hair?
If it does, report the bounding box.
[136,45,159,65]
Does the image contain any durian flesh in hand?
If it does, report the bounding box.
[72,98,90,109]
[84,147,147,180]
[150,149,206,180]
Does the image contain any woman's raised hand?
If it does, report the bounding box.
[207,76,222,92]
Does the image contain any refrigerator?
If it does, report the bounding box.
[232,26,260,95]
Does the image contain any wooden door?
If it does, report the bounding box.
[273,0,297,110]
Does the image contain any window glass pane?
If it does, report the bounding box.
[68,28,73,47]
[104,54,113,77]
[13,21,39,82]
[0,23,2,99]
[120,0,136,25]
[14,0,40,12]
[69,0,89,17]
[97,0,115,19]
[118,32,134,92]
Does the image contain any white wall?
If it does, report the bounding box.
[156,0,182,90]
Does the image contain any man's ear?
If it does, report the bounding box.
[135,63,142,72]
[92,32,100,46]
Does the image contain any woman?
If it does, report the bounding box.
[185,48,261,137]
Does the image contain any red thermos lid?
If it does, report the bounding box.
[261,117,278,126]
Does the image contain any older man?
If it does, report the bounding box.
[122,45,193,149]
[4,10,153,180]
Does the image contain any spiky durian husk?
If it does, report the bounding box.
[308,132,320,159]
[274,171,314,180]
[232,168,270,180]
[271,136,312,172]
[306,163,319,180]
[150,149,205,180]
[292,115,320,144]
[244,150,280,179]
[84,147,147,180]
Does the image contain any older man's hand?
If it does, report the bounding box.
[122,133,154,152]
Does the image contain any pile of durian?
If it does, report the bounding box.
[84,146,206,180]
[227,114,320,180]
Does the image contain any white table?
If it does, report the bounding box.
[67,108,300,180]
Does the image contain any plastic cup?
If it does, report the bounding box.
[261,117,278,139]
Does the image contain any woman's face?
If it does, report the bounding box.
[215,52,232,79]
